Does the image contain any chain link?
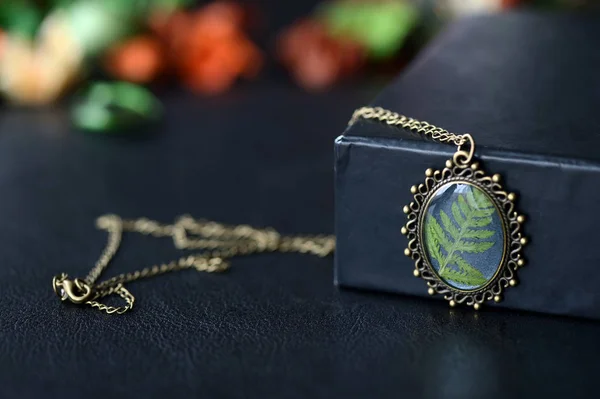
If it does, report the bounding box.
[53,214,335,315]
[349,106,471,147]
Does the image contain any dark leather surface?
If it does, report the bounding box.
[1,11,600,399]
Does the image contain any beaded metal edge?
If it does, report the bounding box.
[401,158,527,310]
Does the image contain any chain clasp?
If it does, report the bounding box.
[52,274,93,304]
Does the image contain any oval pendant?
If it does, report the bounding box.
[402,158,527,309]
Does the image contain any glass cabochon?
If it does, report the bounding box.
[422,183,505,291]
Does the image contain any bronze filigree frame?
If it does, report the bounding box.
[401,158,527,310]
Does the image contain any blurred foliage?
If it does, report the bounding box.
[72,81,162,132]
[0,2,43,39]
[1,0,599,108]
[0,0,193,40]
[318,1,419,60]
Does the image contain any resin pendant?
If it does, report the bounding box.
[402,156,527,310]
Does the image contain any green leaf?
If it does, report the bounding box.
[463,229,495,239]
[424,216,447,265]
[426,215,451,250]
[452,255,487,281]
[465,189,496,218]
[451,202,464,225]
[469,217,493,228]
[440,210,459,240]
[319,0,419,60]
[425,230,443,265]
[473,207,496,219]
[459,240,494,253]
[458,195,470,217]
[424,185,498,287]
[439,262,488,287]
[0,2,42,39]
[467,188,492,209]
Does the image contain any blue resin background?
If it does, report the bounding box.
[423,183,505,291]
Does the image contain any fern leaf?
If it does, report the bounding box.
[467,188,493,209]
[440,210,459,240]
[464,190,495,218]
[424,185,498,288]
[439,264,488,287]
[463,229,495,239]
[438,268,471,285]
[451,255,486,279]
[451,202,464,226]
[469,217,493,228]
[473,207,496,218]
[473,188,491,206]
[427,237,443,265]
[424,217,446,265]
[458,195,470,217]
[430,216,451,249]
[458,240,494,253]
[466,188,480,208]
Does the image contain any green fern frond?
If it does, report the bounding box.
[467,188,489,207]
[439,264,488,287]
[463,229,495,239]
[424,185,497,287]
[424,216,449,265]
[429,216,451,249]
[469,217,493,228]
[458,195,471,217]
[440,210,459,240]
[451,202,464,225]
[459,240,494,253]
[452,254,486,281]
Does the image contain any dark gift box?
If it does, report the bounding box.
[334,12,600,320]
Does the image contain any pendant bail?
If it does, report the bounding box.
[453,134,475,167]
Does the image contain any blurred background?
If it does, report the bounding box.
[2,5,600,397]
[0,0,598,133]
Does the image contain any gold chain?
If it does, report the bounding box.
[53,106,469,315]
[349,106,476,165]
[52,214,335,315]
